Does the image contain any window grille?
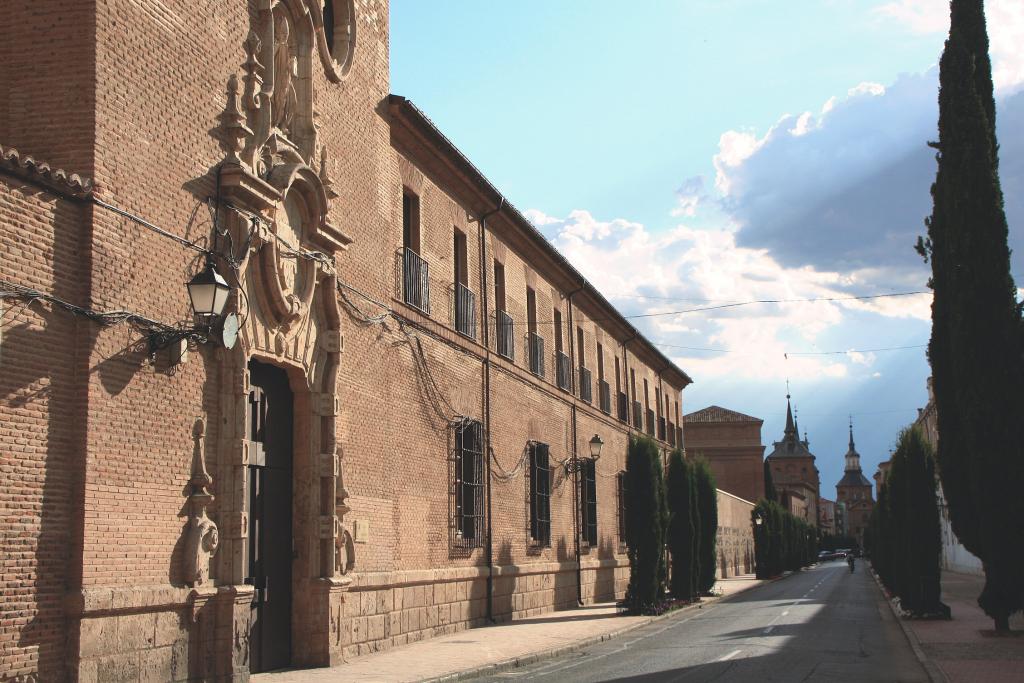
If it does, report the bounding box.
[579,458,598,547]
[578,366,593,403]
[401,247,430,313]
[529,332,545,377]
[496,309,514,360]
[452,420,485,548]
[529,442,551,546]
[455,282,477,339]
[556,351,571,391]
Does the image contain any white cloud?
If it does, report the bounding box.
[535,210,919,383]
[713,129,766,194]
[873,0,1024,90]
[712,67,1024,278]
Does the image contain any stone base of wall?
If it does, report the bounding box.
[339,558,629,659]
[62,560,629,680]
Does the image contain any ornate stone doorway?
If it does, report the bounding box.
[246,360,295,673]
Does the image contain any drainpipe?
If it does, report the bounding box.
[566,285,585,606]
[475,198,503,623]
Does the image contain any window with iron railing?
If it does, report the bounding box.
[529,332,545,377]
[599,380,611,414]
[452,420,485,548]
[496,309,514,360]
[401,247,430,313]
[668,421,676,446]
[632,401,642,429]
[658,417,666,442]
[578,366,592,403]
[454,282,476,339]
[556,351,571,391]
[618,392,629,422]
[676,426,683,448]
[529,442,551,547]
[646,409,655,436]
[579,458,597,547]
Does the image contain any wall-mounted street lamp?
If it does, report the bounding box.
[187,255,231,323]
[149,255,236,356]
[754,512,765,526]
[566,434,604,474]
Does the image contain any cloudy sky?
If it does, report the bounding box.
[391,0,1024,500]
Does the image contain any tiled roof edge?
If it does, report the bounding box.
[0,144,94,198]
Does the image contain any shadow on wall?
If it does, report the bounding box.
[2,192,93,680]
[492,540,514,621]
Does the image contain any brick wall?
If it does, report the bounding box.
[0,176,90,680]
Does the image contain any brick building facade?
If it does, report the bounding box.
[0,2,696,680]
[682,405,765,504]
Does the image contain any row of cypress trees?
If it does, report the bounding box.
[866,426,944,616]
[751,500,816,578]
[623,436,718,614]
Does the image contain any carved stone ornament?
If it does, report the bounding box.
[334,518,355,577]
[184,419,220,587]
[219,0,353,178]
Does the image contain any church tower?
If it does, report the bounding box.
[835,420,874,546]
[765,392,821,525]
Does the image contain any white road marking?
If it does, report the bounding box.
[718,649,742,661]
[763,626,775,635]
[782,610,789,616]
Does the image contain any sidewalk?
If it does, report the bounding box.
[891,571,1024,682]
[254,575,764,683]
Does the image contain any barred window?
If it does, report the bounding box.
[529,442,552,546]
[580,458,597,546]
[453,420,485,547]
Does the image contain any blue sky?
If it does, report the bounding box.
[391,1,1024,503]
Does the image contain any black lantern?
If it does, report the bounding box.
[187,256,231,324]
[588,433,604,461]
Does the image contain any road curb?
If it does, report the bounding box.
[867,565,948,683]
[419,572,797,683]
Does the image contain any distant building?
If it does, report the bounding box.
[915,378,982,575]
[683,406,766,504]
[835,423,873,547]
[765,396,820,526]
[818,497,837,536]
[835,501,848,537]
[873,459,892,499]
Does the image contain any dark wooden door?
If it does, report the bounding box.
[246,361,293,673]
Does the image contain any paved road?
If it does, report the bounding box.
[473,562,927,682]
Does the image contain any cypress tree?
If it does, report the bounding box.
[689,456,702,597]
[624,435,668,613]
[694,457,718,593]
[901,427,944,613]
[921,0,1024,630]
[666,449,697,600]
[764,460,778,503]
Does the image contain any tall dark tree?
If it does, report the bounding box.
[920,0,1024,630]
[624,435,668,613]
[897,427,944,613]
[666,449,697,600]
[764,459,778,503]
[693,457,718,593]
